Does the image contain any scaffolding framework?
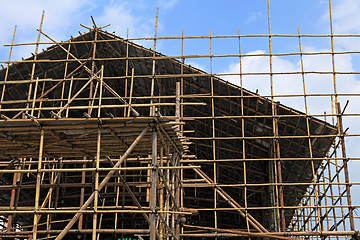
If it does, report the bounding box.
[0,1,359,239]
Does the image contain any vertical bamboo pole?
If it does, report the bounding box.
[209,30,218,235]
[274,103,286,231]
[180,33,185,239]
[127,68,134,117]
[321,165,329,233]
[180,30,184,136]
[150,126,158,240]
[37,77,45,118]
[92,127,101,240]
[266,4,281,232]
[175,36,182,239]
[6,164,17,232]
[329,0,354,231]
[98,65,104,118]
[174,153,180,239]
[175,81,181,127]
[96,186,108,240]
[335,103,355,231]
[65,77,73,118]
[59,41,71,116]
[78,158,86,232]
[121,157,126,239]
[267,0,286,232]
[150,7,159,117]
[33,128,45,240]
[238,29,250,233]
[26,11,45,117]
[326,158,339,238]
[298,27,323,234]
[124,28,129,117]
[31,77,39,116]
[46,161,55,239]
[114,166,120,231]
[328,0,338,105]
[88,26,98,116]
[0,25,16,113]
[171,153,176,238]
[159,145,165,239]
[331,95,347,232]
[166,145,170,240]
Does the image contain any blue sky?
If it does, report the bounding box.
[0,0,360,220]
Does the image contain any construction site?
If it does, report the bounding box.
[0,1,359,239]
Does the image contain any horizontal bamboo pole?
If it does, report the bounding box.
[5,157,357,168]
[0,205,356,214]
[1,113,358,123]
[0,209,191,214]
[0,102,205,112]
[0,165,200,174]
[1,229,150,235]
[181,157,360,162]
[6,33,360,46]
[181,230,359,237]
[173,204,359,211]
[183,224,295,240]
[182,181,360,187]
[1,90,360,103]
[0,180,358,191]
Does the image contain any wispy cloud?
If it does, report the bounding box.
[158,0,179,10]
[0,0,92,60]
[321,0,360,50]
[246,11,263,24]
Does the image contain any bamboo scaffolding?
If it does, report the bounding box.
[0,2,359,239]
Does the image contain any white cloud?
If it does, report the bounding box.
[321,0,360,50]
[223,50,304,110]
[97,2,142,38]
[222,45,360,210]
[95,1,156,49]
[187,60,207,72]
[0,0,158,60]
[0,0,92,61]
[158,0,179,10]
[246,11,263,24]
[332,0,360,34]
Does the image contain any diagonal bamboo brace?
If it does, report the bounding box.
[55,126,150,240]
[192,166,269,233]
[105,156,150,224]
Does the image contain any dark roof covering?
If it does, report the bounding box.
[0,29,337,229]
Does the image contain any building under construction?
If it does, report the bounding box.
[0,3,359,240]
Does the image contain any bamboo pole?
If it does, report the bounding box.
[150,6,159,117]
[124,28,129,117]
[92,127,101,240]
[0,25,16,113]
[55,69,102,117]
[159,145,165,239]
[97,65,104,118]
[127,68,134,117]
[55,126,150,240]
[335,102,355,231]
[89,24,98,116]
[192,167,268,233]
[25,11,45,118]
[32,128,45,240]
[183,224,296,240]
[237,29,251,234]
[150,126,158,240]
[59,40,71,114]
[0,8,359,239]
